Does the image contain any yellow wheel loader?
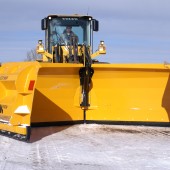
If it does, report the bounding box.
[0,14,170,141]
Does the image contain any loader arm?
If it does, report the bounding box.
[79,46,94,107]
[79,46,94,123]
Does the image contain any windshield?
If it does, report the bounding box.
[48,17,91,53]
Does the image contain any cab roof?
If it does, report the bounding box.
[46,14,93,19]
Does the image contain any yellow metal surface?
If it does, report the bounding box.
[87,64,170,122]
[37,43,103,63]
[31,63,84,123]
[0,123,27,135]
[0,62,170,138]
[0,62,40,136]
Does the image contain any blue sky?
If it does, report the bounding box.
[0,0,170,63]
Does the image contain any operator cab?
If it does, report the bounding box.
[40,15,99,63]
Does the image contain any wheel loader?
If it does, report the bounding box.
[0,14,170,141]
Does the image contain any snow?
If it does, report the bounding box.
[0,124,170,170]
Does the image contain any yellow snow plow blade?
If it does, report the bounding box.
[0,62,170,140]
[0,62,83,140]
[31,63,84,124]
[87,64,170,123]
[0,62,39,140]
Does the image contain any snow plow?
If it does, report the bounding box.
[0,14,170,141]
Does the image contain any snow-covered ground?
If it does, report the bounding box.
[0,124,170,170]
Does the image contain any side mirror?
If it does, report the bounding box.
[41,18,47,30]
[92,19,99,32]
